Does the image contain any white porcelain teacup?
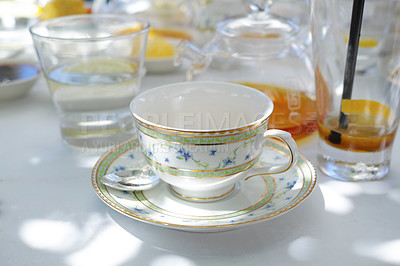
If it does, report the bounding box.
[130,81,298,201]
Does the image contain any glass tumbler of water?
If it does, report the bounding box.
[30,14,149,148]
[311,0,400,181]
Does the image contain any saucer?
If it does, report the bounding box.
[144,57,177,74]
[92,138,316,232]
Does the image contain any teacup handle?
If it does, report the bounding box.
[247,129,298,177]
[175,129,298,191]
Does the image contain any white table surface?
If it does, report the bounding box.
[1,51,400,266]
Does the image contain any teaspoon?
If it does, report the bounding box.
[101,168,160,191]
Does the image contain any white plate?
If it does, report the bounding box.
[144,57,176,74]
[92,138,316,232]
[0,44,24,59]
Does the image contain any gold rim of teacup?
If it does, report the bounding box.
[133,114,270,137]
[136,124,262,145]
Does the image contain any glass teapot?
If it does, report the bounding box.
[175,0,316,140]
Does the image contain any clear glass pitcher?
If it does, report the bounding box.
[175,0,316,140]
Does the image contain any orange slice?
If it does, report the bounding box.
[148,28,191,40]
[341,99,392,119]
[40,0,86,20]
[145,37,175,59]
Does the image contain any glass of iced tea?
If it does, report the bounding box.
[30,14,149,148]
[311,0,400,181]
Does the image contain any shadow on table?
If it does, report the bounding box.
[106,185,324,262]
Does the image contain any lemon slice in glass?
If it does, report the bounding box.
[63,58,137,73]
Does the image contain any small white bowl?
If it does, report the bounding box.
[0,63,40,101]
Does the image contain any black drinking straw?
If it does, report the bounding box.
[329,0,365,144]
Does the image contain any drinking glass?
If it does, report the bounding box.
[30,14,149,148]
[0,0,39,58]
[311,0,400,181]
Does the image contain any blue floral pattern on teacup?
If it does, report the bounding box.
[143,137,255,172]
